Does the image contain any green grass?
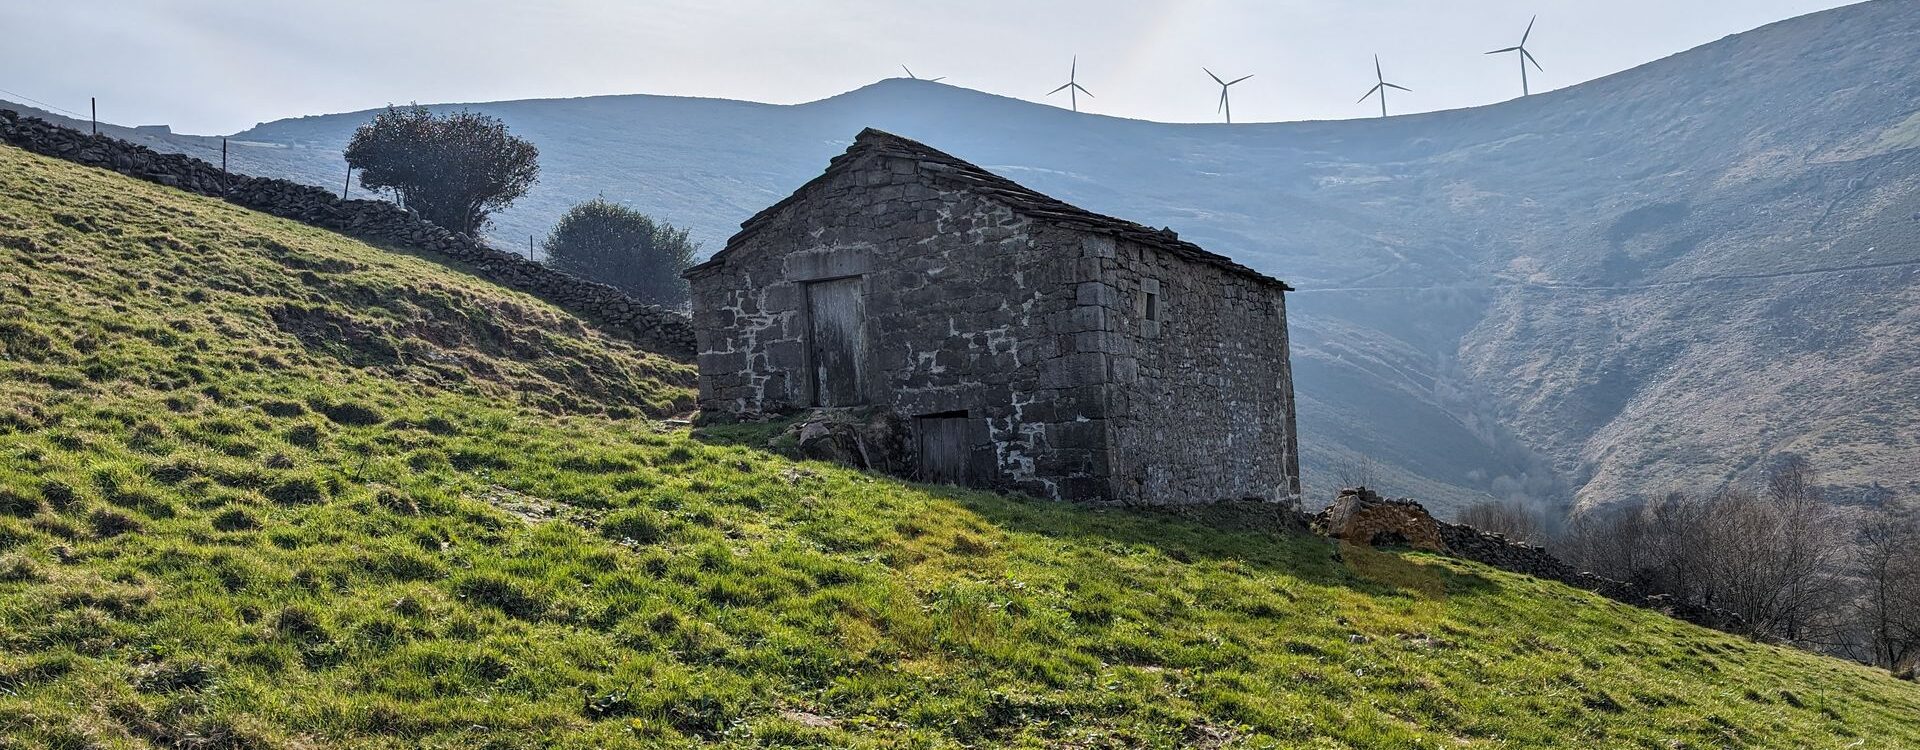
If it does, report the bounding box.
[1,144,1917,749]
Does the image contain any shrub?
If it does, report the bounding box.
[543,199,699,306]
[345,105,539,235]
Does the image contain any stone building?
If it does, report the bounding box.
[685,129,1300,505]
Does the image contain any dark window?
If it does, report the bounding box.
[1145,290,1160,322]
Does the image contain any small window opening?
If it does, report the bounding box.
[1144,291,1160,322]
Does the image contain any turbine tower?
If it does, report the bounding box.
[1485,16,1543,96]
[900,65,945,83]
[1357,55,1410,118]
[1048,56,1094,112]
[1204,68,1253,124]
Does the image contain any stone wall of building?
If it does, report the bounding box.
[0,109,696,360]
[689,129,1301,506]
[687,150,1108,500]
[1095,233,1301,505]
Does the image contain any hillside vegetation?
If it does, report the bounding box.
[58,0,1920,511]
[3,145,1919,748]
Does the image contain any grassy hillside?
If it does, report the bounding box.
[2,146,1918,749]
[43,2,1920,513]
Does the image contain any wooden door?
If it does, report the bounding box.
[806,277,866,406]
[916,415,975,485]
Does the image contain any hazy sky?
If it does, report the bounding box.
[2,0,1865,135]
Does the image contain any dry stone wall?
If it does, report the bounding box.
[0,109,695,360]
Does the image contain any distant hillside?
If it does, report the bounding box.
[4,142,1919,748]
[31,0,1920,511]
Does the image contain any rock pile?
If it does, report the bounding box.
[0,109,696,360]
[1317,487,1447,552]
[767,408,912,477]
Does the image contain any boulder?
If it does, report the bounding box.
[770,408,910,476]
[1317,487,1447,552]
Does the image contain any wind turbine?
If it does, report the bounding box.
[1485,15,1543,96]
[900,65,945,83]
[1204,68,1253,124]
[1048,56,1094,112]
[1357,55,1410,118]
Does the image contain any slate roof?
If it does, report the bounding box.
[691,128,1291,291]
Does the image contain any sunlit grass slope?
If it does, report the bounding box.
[1,145,1917,749]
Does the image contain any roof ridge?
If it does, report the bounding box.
[701,128,1290,290]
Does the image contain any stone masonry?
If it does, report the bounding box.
[686,129,1301,505]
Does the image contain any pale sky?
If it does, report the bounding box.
[0,0,1865,135]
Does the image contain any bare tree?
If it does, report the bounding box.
[1853,497,1920,671]
[1561,501,1653,578]
[1455,499,1547,544]
[1333,455,1377,491]
[1558,462,1846,644]
[1731,455,1846,642]
[1645,490,1717,601]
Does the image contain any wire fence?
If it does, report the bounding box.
[0,85,87,120]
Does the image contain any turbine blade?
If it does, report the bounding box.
[1205,67,1224,85]
[1218,92,1227,113]
[1230,74,1254,85]
[1522,15,1536,44]
[1487,46,1520,54]
[1076,84,1094,98]
[1071,55,1077,78]
[1049,82,1073,95]
[1385,83,1412,92]
[1523,49,1543,70]
[1358,83,1383,103]
[1375,55,1382,79]
[930,76,946,82]
[902,65,914,79]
